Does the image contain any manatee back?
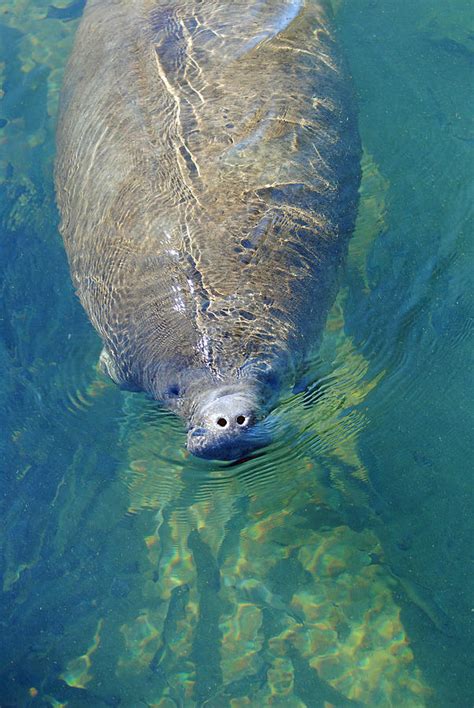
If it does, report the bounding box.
[56,0,361,395]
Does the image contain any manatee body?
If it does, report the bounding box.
[55,0,361,460]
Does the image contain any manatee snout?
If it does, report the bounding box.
[186,387,272,460]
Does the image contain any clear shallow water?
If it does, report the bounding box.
[0,1,473,706]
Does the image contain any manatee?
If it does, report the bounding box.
[55,0,361,460]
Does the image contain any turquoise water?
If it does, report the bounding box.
[0,1,473,706]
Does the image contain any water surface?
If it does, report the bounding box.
[0,0,473,706]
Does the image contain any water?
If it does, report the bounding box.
[0,1,473,706]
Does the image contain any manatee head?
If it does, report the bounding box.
[186,383,272,460]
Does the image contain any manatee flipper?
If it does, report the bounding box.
[348,149,389,292]
[98,347,121,384]
[293,367,316,396]
[98,347,141,391]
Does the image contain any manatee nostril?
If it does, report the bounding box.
[236,415,246,425]
[216,417,228,428]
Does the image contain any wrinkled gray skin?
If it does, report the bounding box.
[56,0,361,460]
